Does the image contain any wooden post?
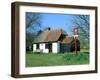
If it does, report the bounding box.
[75,37,77,55]
[73,27,78,55]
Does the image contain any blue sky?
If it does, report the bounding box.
[26,12,82,36]
[41,13,75,36]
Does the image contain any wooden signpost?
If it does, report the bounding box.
[73,27,78,55]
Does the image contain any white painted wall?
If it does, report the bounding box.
[40,43,49,53]
[33,42,60,53]
[39,43,44,50]
[52,42,59,53]
[33,44,36,52]
[33,43,49,53]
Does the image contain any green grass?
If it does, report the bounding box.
[26,51,89,67]
[63,52,89,65]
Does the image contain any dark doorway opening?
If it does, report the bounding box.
[48,43,52,53]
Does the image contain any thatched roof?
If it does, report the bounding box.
[61,36,73,44]
[33,29,63,43]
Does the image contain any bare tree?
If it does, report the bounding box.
[73,15,90,49]
[26,12,42,29]
[26,12,42,51]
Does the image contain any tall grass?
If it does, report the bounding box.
[63,52,89,65]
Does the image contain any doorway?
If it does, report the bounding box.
[48,43,52,53]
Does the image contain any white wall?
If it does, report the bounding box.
[52,42,59,53]
[0,0,100,80]
[33,43,60,53]
[33,44,36,52]
[33,43,49,53]
[40,43,49,53]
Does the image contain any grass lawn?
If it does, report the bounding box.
[26,51,89,67]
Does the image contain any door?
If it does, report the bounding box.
[48,43,52,53]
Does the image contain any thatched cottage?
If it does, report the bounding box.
[33,29,80,53]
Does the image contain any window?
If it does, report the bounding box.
[36,44,39,49]
[45,43,49,49]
